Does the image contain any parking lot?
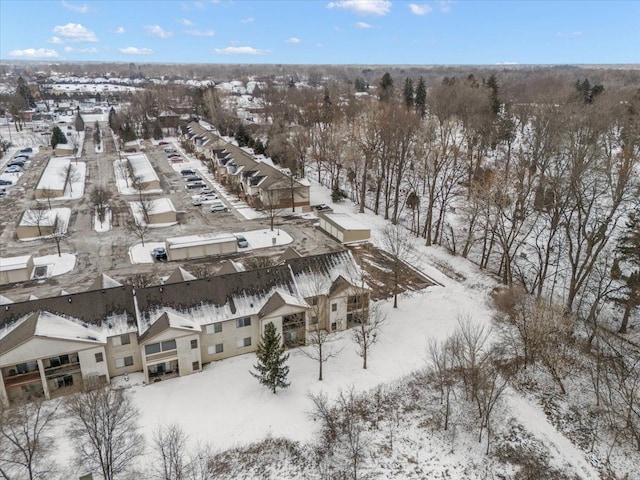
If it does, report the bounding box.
[0,125,338,301]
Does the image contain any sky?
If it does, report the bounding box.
[0,0,638,65]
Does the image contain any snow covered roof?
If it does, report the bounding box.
[258,291,309,318]
[166,233,236,249]
[139,311,201,342]
[0,310,105,355]
[0,294,14,305]
[126,154,159,184]
[320,212,370,231]
[0,255,33,272]
[164,267,197,284]
[36,157,72,191]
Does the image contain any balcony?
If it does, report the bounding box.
[3,370,41,388]
[44,361,81,379]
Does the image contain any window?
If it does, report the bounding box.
[311,316,319,325]
[206,323,222,334]
[331,303,337,312]
[145,340,177,356]
[192,361,200,371]
[115,356,133,369]
[236,317,251,328]
[54,375,73,388]
[216,343,224,354]
[310,296,318,306]
[331,322,337,331]
[191,339,198,349]
[95,352,104,363]
[237,337,251,348]
[207,344,224,355]
[112,334,131,347]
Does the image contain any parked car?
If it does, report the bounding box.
[159,141,169,145]
[164,148,177,153]
[180,169,196,176]
[0,188,6,196]
[236,235,248,248]
[200,187,214,195]
[199,193,218,201]
[186,181,206,190]
[20,147,33,153]
[13,154,29,161]
[192,197,203,206]
[124,148,136,153]
[0,179,13,186]
[185,176,202,183]
[209,202,228,213]
[4,166,22,174]
[315,203,332,211]
[170,157,183,164]
[152,247,167,261]
[7,161,25,168]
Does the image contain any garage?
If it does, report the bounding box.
[165,233,238,261]
[0,255,35,285]
[317,212,370,244]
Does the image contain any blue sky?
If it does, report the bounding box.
[1,0,638,64]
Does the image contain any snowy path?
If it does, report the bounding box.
[506,391,600,480]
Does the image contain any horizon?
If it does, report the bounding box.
[1,0,638,65]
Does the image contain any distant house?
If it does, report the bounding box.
[125,154,160,190]
[0,250,370,405]
[16,209,58,239]
[130,198,177,225]
[165,233,238,261]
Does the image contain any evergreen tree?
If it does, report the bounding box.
[403,77,414,110]
[16,76,32,108]
[485,74,501,115]
[251,322,290,394]
[235,124,249,147]
[616,208,640,333]
[414,76,427,118]
[152,121,163,140]
[51,126,67,148]
[354,77,367,92]
[378,72,394,102]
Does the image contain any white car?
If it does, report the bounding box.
[4,166,22,174]
[209,202,228,213]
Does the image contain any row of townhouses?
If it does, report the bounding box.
[181,122,311,210]
[0,249,370,406]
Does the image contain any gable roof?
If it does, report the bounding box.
[278,247,302,263]
[258,291,309,318]
[138,311,201,343]
[0,310,105,354]
[164,267,197,284]
[215,260,245,275]
[87,273,123,291]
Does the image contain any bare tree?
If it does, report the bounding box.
[60,163,81,195]
[0,400,60,480]
[23,205,49,237]
[381,223,417,308]
[127,217,150,246]
[352,301,385,370]
[37,187,58,210]
[65,387,145,480]
[475,360,509,454]
[258,188,287,231]
[50,216,66,257]
[153,423,189,480]
[90,186,113,228]
[115,159,131,188]
[427,337,457,431]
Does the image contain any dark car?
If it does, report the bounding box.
[159,141,169,145]
[0,179,12,186]
[185,181,206,190]
[152,247,167,261]
[20,147,33,153]
[180,169,196,176]
[185,176,203,183]
[7,161,25,168]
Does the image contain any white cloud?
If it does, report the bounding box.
[356,22,372,29]
[327,0,391,16]
[48,36,64,44]
[52,23,98,42]
[64,46,98,53]
[213,46,269,55]
[115,27,125,34]
[438,0,452,13]
[557,31,583,37]
[9,48,59,58]
[409,3,432,15]
[286,37,301,44]
[145,25,174,38]
[119,46,154,55]
[185,29,215,36]
[61,1,89,13]
[179,18,194,26]
[241,17,254,24]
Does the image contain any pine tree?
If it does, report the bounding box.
[51,126,67,148]
[414,77,426,118]
[403,78,414,110]
[251,322,290,393]
[616,208,640,333]
[378,72,394,102]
